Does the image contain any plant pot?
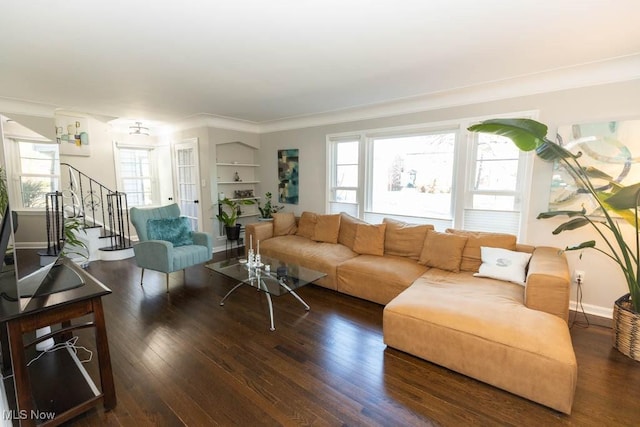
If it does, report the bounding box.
[225,224,241,241]
[613,293,640,362]
[257,217,273,222]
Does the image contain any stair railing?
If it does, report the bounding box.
[60,163,132,250]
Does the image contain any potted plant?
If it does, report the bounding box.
[257,192,283,220]
[468,118,640,360]
[216,197,255,240]
[62,217,89,261]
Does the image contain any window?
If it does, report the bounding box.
[370,131,456,219]
[327,113,534,238]
[15,140,60,208]
[461,132,530,235]
[328,138,360,216]
[115,146,157,207]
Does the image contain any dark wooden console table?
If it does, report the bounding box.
[0,258,116,426]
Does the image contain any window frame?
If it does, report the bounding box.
[113,143,159,207]
[326,111,537,239]
[326,135,364,217]
[364,126,460,221]
[6,137,61,210]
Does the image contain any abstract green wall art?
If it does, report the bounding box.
[550,119,640,214]
[278,149,299,204]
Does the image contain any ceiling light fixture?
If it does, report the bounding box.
[129,121,149,136]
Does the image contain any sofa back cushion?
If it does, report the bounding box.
[338,212,368,250]
[418,230,468,272]
[353,223,387,256]
[272,212,297,236]
[383,218,434,260]
[296,212,317,239]
[313,214,341,243]
[446,228,517,272]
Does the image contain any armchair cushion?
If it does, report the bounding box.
[147,216,193,247]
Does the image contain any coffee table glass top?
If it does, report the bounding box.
[206,256,326,296]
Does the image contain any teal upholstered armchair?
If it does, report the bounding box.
[130,203,212,292]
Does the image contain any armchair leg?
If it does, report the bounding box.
[140,268,145,286]
[166,273,170,293]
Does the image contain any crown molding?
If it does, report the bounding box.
[0,97,57,117]
[258,54,640,134]
[172,113,260,134]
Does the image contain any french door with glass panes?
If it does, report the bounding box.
[173,138,202,231]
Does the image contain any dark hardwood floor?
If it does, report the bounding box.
[57,254,639,426]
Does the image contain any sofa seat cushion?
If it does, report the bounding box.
[337,255,428,305]
[383,274,577,414]
[259,235,358,290]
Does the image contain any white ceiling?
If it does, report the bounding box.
[1,0,640,130]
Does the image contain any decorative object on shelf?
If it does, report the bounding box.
[468,117,640,361]
[258,192,283,219]
[234,189,254,199]
[216,197,255,239]
[278,149,299,204]
[549,120,640,213]
[129,121,149,136]
[234,171,241,182]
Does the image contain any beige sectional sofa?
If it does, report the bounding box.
[246,212,577,414]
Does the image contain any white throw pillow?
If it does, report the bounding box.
[473,246,532,285]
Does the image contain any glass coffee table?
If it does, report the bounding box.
[206,256,326,331]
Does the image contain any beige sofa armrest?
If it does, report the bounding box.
[245,222,274,249]
[525,246,571,323]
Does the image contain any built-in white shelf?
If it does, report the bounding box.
[216,162,260,167]
[217,181,260,184]
[215,197,260,203]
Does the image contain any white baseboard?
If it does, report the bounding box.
[570,300,613,320]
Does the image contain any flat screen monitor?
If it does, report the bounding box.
[0,204,84,309]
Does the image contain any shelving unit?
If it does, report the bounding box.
[214,142,261,244]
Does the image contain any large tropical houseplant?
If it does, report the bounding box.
[468,118,640,359]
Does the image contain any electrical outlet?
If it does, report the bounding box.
[574,270,585,284]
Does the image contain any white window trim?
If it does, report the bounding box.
[326,134,364,216]
[5,137,60,211]
[113,141,160,207]
[326,110,538,238]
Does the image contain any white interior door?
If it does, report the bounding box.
[173,139,202,231]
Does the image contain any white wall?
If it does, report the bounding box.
[257,79,640,318]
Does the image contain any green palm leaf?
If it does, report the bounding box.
[467,118,547,151]
[535,140,574,161]
[537,208,586,219]
[565,241,596,251]
[552,218,591,234]
[604,183,640,210]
